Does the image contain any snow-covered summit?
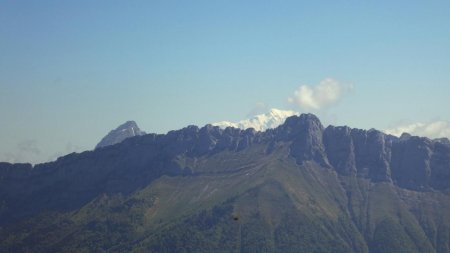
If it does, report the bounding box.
[212,108,299,132]
[95,121,146,149]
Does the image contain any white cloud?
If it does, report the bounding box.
[384,121,450,139]
[288,78,352,110]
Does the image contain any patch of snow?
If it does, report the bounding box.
[212,108,299,131]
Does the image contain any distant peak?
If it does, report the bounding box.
[212,108,299,131]
[95,121,146,149]
[119,121,138,128]
[269,108,295,114]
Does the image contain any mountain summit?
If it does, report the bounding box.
[212,108,298,131]
[95,121,145,149]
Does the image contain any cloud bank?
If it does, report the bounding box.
[384,121,450,139]
[288,78,352,110]
[0,140,41,164]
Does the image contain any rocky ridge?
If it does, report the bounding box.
[2,114,449,194]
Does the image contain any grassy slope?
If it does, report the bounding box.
[1,143,450,252]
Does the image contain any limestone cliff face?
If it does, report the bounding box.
[323,126,356,176]
[277,114,330,167]
[430,141,450,190]
[391,136,433,190]
[323,125,450,190]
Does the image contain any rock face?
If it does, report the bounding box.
[391,136,432,190]
[278,114,329,166]
[351,129,392,182]
[323,126,356,176]
[430,141,450,190]
[95,121,146,149]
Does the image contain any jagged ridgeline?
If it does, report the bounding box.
[1,114,450,253]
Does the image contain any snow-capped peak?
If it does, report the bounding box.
[212,108,299,131]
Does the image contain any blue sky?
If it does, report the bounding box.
[1,1,450,163]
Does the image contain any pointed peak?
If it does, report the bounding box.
[118,121,138,129]
[268,108,297,115]
[95,121,146,149]
[123,120,137,125]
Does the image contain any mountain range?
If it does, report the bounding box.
[94,109,297,149]
[1,113,450,252]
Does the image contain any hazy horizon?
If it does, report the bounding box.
[1,1,450,164]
